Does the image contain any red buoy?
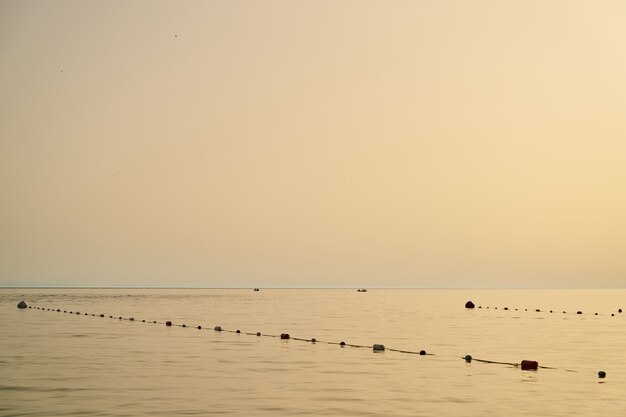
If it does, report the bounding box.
[521,360,538,370]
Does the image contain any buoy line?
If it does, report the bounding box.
[465,300,623,317]
[17,300,607,380]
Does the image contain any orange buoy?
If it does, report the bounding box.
[521,360,538,370]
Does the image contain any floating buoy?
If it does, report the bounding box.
[118,316,122,320]
[197,325,202,330]
[504,307,508,310]
[373,344,385,352]
[550,310,553,313]
[142,320,145,322]
[577,311,582,315]
[535,309,540,312]
[595,313,598,316]
[465,301,475,309]
[17,300,27,309]
[280,333,290,340]
[419,350,426,355]
[182,324,186,328]
[110,315,113,318]
[76,312,80,315]
[478,306,482,309]
[236,329,240,333]
[563,311,566,314]
[521,360,538,370]
[612,314,615,317]
[598,371,606,379]
[256,332,261,336]
[129,317,135,321]
[214,326,222,332]
[340,341,346,347]
[619,309,622,313]
[311,338,316,343]
[464,355,472,363]
[166,321,172,326]
[57,309,60,312]
[100,314,104,317]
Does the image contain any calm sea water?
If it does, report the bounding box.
[2,288,626,416]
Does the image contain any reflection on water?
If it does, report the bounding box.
[1,288,626,416]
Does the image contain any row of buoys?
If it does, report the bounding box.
[465,301,623,317]
[19,300,607,378]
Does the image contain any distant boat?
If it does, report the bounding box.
[253,288,260,291]
[357,288,367,292]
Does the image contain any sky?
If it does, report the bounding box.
[1,0,626,288]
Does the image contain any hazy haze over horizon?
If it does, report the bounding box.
[2,0,625,288]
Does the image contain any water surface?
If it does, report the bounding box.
[2,288,625,416]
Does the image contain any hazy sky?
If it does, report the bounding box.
[1,0,625,288]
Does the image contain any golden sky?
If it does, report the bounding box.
[1,0,625,287]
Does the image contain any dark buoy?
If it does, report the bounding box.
[166,321,172,326]
[535,309,540,312]
[182,324,186,328]
[598,371,606,379]
[419,350,426,355]
[214,326,222,331]
[280,333,290,340]
[129,317,135,321]
[311,338,316,343]
[504,307,508,310]
[256,332,261,336]
[464,354,472,363]
[373,344,385,352]
[118,316,122,320]
[478,306,482,309]
[100,314,104,317]
[142,319,145,322]
[619,309,622,313]
[236,329,240,333]
[595,313,598,316]
[577,311,582,315]
[521,360,538,370]
[17,301,28,309]
[340,341,346,347]
[57,309,60,312]
[550,310,553,313]
[612,314,615,317]
[76,312,80,315]
[197,325,202,330]
[465,301,475,309]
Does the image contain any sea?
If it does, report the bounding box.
[2,288,626,417]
